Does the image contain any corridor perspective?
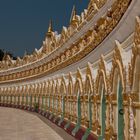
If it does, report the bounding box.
[0,107,75,140]
[0,0,140,139]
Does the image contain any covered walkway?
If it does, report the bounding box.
[0,107,75,140]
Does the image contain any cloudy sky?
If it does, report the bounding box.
[0,0,88,57]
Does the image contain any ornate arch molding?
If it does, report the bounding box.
[85,63,94,94]
[55,79,61,95]
[96,55,107,95]
[45,82,49,95]
[109,40,127,140]
[68,72,74,95]
[130,16,140,101]
[51,80,56,95]
[60,76,67,95]
[110,40,126,94]
[48,80,52,95]
[40,82,43,92]
[74,68,83,95]
[42,81,47,95]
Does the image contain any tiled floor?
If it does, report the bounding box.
[0,107,65,140]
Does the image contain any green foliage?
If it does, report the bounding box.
[0,49,17,61]
[0,49,4,61]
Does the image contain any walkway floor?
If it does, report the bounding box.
[0,107,75,140]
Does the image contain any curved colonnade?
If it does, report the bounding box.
[0,0,140,140]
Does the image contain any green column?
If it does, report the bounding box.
[14,95,16,105]
[6,95,8,104]
[10,95,12,104]
[34,94,36,104]
[30,94,32,108]
[44,96,46,111]
[101,93,106,136]
[42,96,44,110]
[88,96,93,129]
[3,95,5,104]
[58,96,65,126]
[46,95,49,111]
[48,95,50,112]
[72,94,81,136]
[118,81,124,140]
[62,96,65,119]
[22,94,24,106]
[82,95,92,140]
[26,94,28,106]
[98,88,106,140]
[18,95,20,106]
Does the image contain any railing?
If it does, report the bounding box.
[0,36,139,139]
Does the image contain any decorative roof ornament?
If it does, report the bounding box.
[70,5,77,24]
[46,20,53,37]
[24,49,28,57]
[87,0,98,14]
[2,53,11,61]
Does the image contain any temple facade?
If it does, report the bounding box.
[0,0,140,139]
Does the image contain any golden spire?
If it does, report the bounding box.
[46,20,53,37]
[70,5,76,23]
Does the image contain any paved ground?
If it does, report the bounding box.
[0,107,75,140]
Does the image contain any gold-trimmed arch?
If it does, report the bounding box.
[110,41,126,139]
[74,68,84,95]
[68,72,74,95]
[55,79,61,95]
[95,55,108,136]
[52,80,56,95]
[45,81,49,95]
[85,62,94,94]
[111,40,125,93]
[47,80,52,95]
[96,55,107,94]
[131,17,140,140]
[60,76,67,95]
[131,17,140,96]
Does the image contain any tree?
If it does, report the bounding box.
[0,49,17,61]
[5,51,17,60]
[0,49,4,61]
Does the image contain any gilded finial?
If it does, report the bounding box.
[70,5,76,23]
[46,20,53,37]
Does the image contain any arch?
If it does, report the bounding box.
[43,81,48,96]
[111,41,125,93]
[59,76,67,119]
[68,72,74,95]
[52,80,56,95]
[73,68,84,127]
[67,73,74,120]
[48,80,52,96]
[111,42,125,140]
[55,79,62,117]
[49,80,55,113]
[45,81,50,112]
[83,63,94,129]
[55,79,61,95]
[131,16,140,140]
[96,56,107,139]
[60,76,67,95]
[54,79,61,115]
[85,63,94,94]
[74,68,83,95]
[131,45,140,96]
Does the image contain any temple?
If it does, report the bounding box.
[0,0,140,139]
